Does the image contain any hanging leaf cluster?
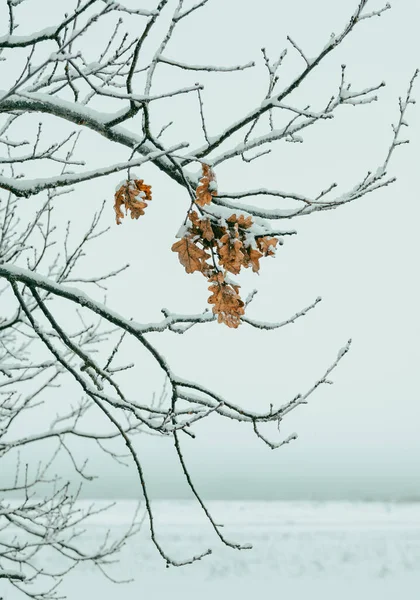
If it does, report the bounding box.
[113,166,279,328]
[114,179,152,224]
[171,164,279,328]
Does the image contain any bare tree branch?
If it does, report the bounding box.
[0,0,416,596]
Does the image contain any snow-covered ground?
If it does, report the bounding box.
[14,501,420,599]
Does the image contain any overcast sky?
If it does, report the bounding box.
[2,0,419,501]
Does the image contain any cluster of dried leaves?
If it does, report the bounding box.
[113,167,279,328]
[171,165,278,328]
[114,179,152,224]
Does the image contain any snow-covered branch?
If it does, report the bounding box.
[0,143,187,198]
[0,0,417,594]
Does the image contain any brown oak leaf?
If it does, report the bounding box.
[207,273,244,328]
[242,247,264,273]
[218,230,245,275]
[257,236,278,256]
[171,237,210,274]
[196,163,217,207]
[188,210,200,227]
[188,211,215,242]
[114,179,152,224]
[227,213,253,229]
[199,218,215,242]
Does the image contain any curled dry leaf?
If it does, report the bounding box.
[196,163,217,207]
[218,229,245,275]
[199,218,215,242]
[171,237,210,274]
[257,236,278,256]
[227,213,253,229]
[207,273,245,329]
[242,247,263,273]
[114,179,152,224]
[188,210,215,242]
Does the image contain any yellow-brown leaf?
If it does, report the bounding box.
[171,237,210,274]
[242,247,263,273]
[227,213,253,229]
[199,218,215,242]
[114,179,152,224]
[207,277,244,328]
[196,164,217,207]
[257,236,278,256]
[218,232,244,275]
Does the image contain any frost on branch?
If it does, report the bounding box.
[114,179,152,224]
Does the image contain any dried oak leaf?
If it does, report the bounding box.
[227,213,253,229]
[218,230,245,275]
[257,236,278,256]
[207,273,244,328]
[242,247,264,273]
[115,179,152,224]
[196,163,217,207]
[171,237,210,274]
[188,210,200,227]
[199,218,215,242]
[188,211,215,242]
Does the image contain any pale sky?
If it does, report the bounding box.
[1,0,419,501]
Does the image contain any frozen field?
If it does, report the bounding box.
[8,501,420,599]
